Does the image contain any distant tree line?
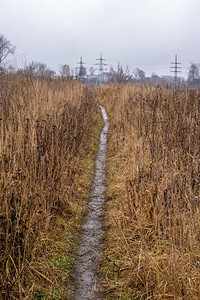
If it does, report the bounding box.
[0,32,199,87]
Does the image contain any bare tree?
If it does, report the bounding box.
[18,61,56,78]
[109,64,131,83]
[133,67,146,82]
[151,73,160,86]
[74,67,79,78]
[59,64,70,77]
[188,63,200,82]
[79,65,87,77]
[0,34,16,65]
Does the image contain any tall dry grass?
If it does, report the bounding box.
[98,85,200,299]
[0,74,97,298]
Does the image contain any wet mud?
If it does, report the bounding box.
[73,104,109,300]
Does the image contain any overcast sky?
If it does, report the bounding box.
[0,0,200,76]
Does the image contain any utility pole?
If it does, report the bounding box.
[95,53,107,85]
[77,57,86,81]
[170,54,181,91]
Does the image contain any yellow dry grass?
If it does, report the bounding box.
[0,74,101,299]
[98,84,200,299]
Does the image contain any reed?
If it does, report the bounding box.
[0,74,98,298]
[98,85,200,299]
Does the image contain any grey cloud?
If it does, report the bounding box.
[0,0,199,76]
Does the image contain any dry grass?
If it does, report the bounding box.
[98,85,200,299]
[0,74,100,299]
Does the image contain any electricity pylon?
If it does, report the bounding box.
[77,57,86,81]
[95,53,107,85]
[170,54,181,90]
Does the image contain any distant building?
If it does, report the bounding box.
[102,72,110,83]
[189,78,200,87]
[87,74,98,81]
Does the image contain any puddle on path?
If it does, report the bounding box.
[73,104,109,300]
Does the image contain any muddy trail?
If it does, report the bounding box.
[73,104,109,300]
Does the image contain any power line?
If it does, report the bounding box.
[95,53,107,84]
[170,54,181,90]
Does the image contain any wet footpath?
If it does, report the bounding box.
[73,104,109,300]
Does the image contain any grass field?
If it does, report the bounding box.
[0,76,199,299]
[97,85,200,299]
[0,74,103,299]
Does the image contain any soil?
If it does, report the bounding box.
[73,104,109,300]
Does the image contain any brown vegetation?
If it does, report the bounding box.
[97,85,200,299]
[0,74,100,299]
[1,75,199,299]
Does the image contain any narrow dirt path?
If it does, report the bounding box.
[73,104,109,300]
